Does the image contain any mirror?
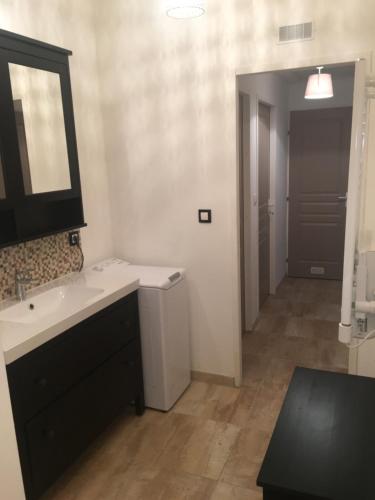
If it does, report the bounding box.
[0,155,5,199]
[9,63,71,194]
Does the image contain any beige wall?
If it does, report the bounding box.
[0,0,114,265]
[94,0,375,379]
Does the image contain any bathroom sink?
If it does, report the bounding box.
[0,285,104,325]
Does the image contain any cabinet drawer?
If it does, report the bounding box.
[7,291,139,422]
[25,340,142,500]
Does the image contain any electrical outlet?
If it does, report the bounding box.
[68,231,79,246]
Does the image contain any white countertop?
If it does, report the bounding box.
[0,264,140,365]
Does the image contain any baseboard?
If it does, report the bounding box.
[191,370,235,387]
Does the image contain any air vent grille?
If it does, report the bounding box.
[278,22,313,44]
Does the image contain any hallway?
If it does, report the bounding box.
[243,276,348,388]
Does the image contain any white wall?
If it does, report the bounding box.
[360,99,375,251]
[289,73,354,111]
[94,0,375,380]
[238,73,289,329]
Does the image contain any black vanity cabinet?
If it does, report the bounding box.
[7,291,145,500]
[0,29,86,248]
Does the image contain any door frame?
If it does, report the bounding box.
[233,51,373,387]
[255,99,277,303]
[240,94,277,332]
[238,91,250,335]
[258,100,273,307]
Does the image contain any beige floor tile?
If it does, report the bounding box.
[317,340,349,370]
[158,414,240,480]
[242,331,271,354]
[221,427,270,490]
[42,445,132,500]
[260,297,305,317]
[311,319,340,342]
[303,301,341,322]
[242,353,271,388]
[173,381,241,423]
[263,357,296,386]
[285,317,338,342]
[320,289,342,305]
[115,464,217,500]
[108,410,182,466]
[275,278,341,304]
[210,481,262,500]
[284,316,316,339]
[253,314,288,335]
[230,386,259,428]
[243,350,307,391]
[265,335,321,367]
[245,381,287,433]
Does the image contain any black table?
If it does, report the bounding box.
[257,367,375,500]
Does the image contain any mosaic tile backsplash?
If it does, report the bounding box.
[0,232,82,301]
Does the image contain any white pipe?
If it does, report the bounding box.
[356,301,375,314]
[339,60,367,344]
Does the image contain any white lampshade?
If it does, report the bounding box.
[305,67,333,100]
[166,0,205,18]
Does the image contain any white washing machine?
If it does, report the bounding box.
[92,259,191,411]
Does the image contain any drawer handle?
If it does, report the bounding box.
[35,377,48,388]
[44,429,56,440]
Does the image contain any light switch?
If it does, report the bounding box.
[198,209,212,223]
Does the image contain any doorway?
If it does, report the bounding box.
[237,61,357,386]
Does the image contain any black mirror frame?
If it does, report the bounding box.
[0,29,86,248]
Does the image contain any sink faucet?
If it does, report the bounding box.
[15,270,36,301]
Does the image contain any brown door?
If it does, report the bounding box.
[258,103,271,307]
[289,107,352,279]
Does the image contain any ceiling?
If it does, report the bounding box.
[277,63,355,84]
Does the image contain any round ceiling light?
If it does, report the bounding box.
[166,0,205,19]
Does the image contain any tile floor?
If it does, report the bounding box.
[44,277,348,500]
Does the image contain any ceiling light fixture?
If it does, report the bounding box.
[166,0,205,19]
[305,66,334,100]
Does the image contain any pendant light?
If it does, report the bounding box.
[166,0,205,19]
[305,66,334,100]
